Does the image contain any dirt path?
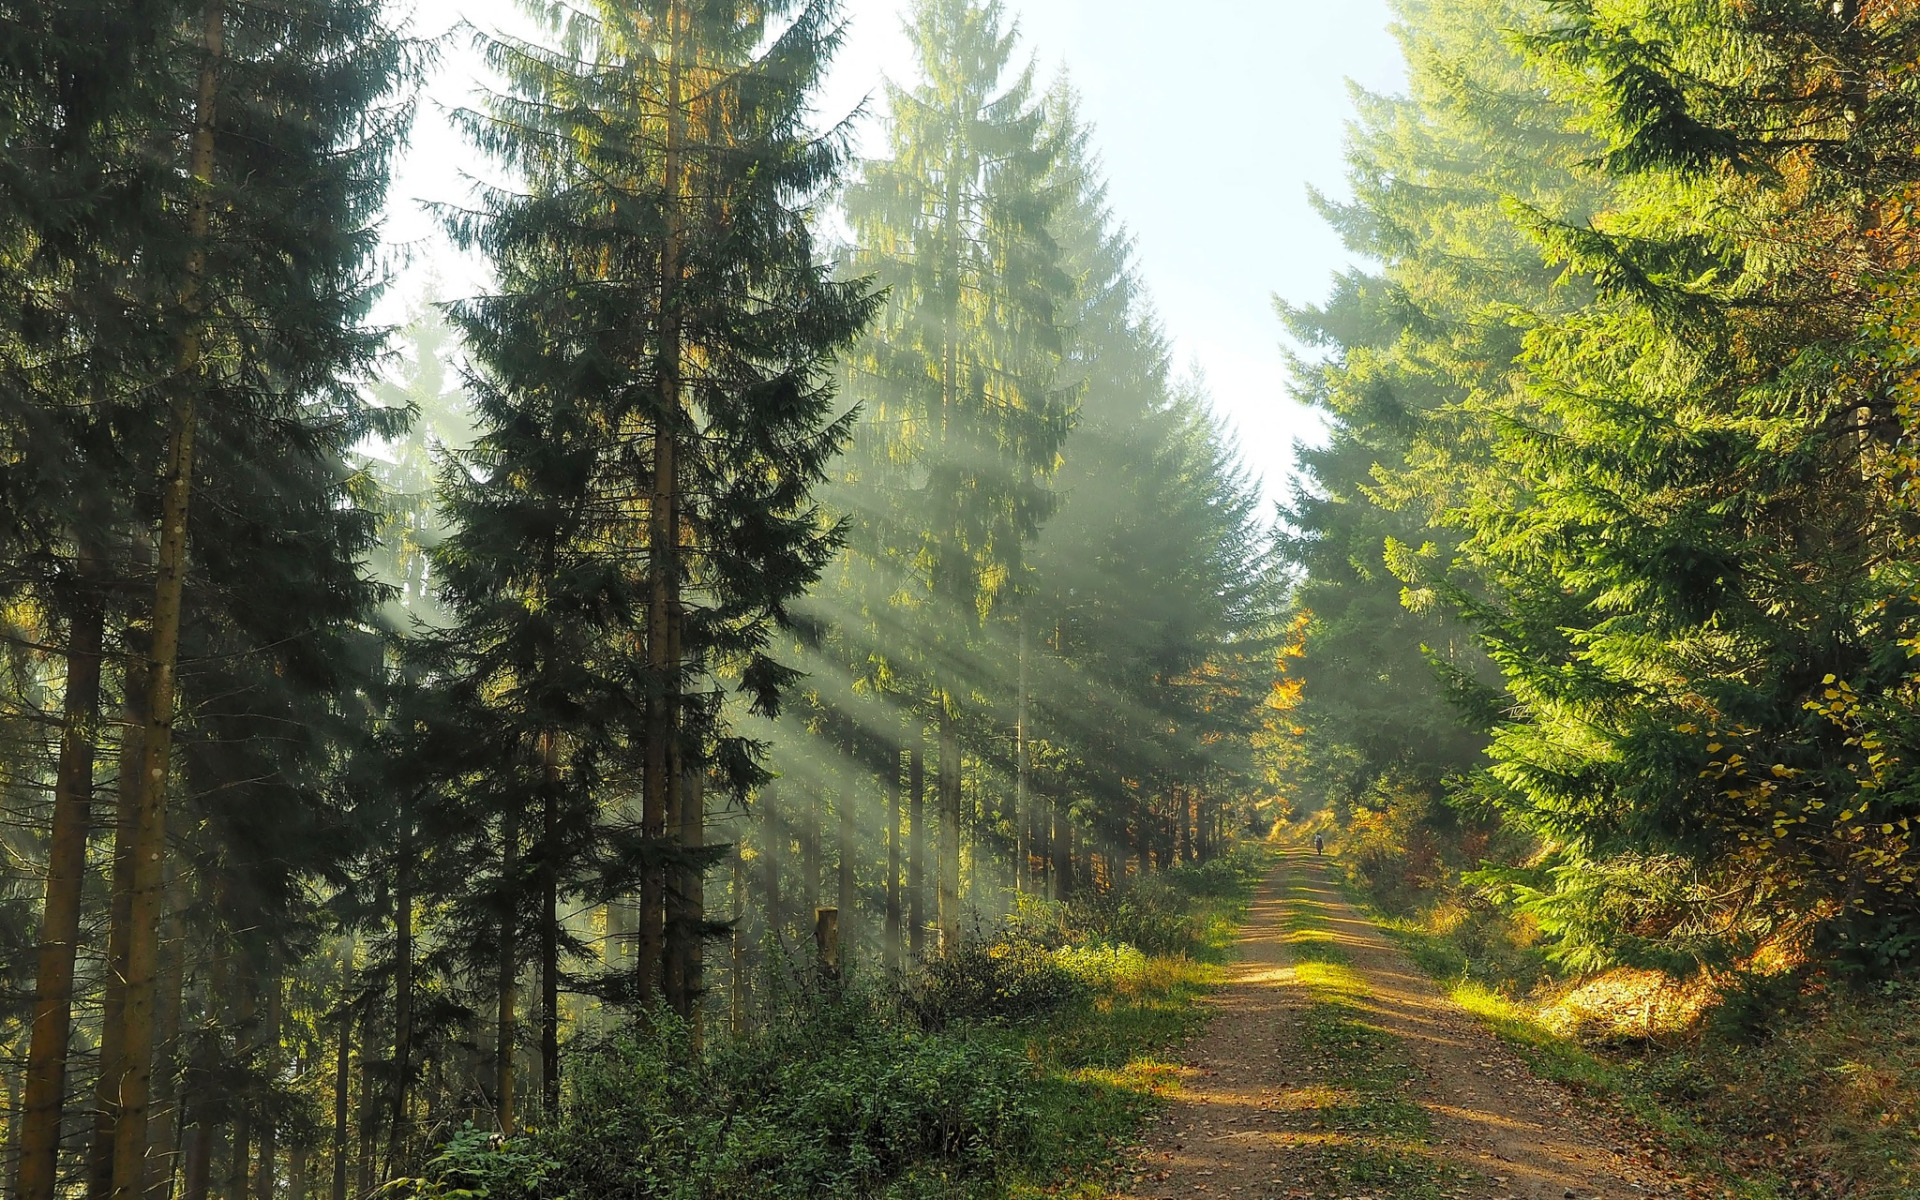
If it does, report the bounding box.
[1111,851,1698,1200]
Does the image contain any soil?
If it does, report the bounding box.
[1109,851,1714,1200]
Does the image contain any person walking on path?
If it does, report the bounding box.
[1313,832,1325,856]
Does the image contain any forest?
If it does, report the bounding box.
[9,0,1920,1197]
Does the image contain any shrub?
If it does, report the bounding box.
[1051,942,1149,990]
[1061,880,1197,956]
[901,936,1087,1029]
[407,1001,1047,1200]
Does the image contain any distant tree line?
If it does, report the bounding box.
[0,0,1281,1197]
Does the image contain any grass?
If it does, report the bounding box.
[976,849,1272,1198]
[1001,953,1224,1199]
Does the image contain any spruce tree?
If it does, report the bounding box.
[436,0,872,1093]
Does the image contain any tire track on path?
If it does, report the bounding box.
[1109,850,1697,1200]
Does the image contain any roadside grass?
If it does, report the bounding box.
[993,847,1275,1198]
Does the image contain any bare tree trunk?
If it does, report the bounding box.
[1035,782,1051,898]
[327,1001,349,1200]
[1051,800,1072,901]
[385,835,413,1176]
[252,979,279,1200]
[884,747,902,969]
[352,1009,376,1200]
[907,743,925,958]
[801,789,820,915]
[492,797,519,1132]
[537,733,559,1117]
[680,770,704,1044]
[91,657,147,1200]
[179,1125,213,1200]
[180,943,224,1200]
[1014,621,1028,893]
[15,585,103,1200]
[9,1030,27,1200]
[146,866,188,1200]
[835,785,853,958]
[760,790,783,938]
[640,0,689,1009]
[224,973,253,1200]
[729,841,746,1034]
[937,706,959,949]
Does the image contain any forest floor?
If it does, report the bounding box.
[1105,851,1716,1200]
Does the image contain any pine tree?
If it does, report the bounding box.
[435,0,872,1097]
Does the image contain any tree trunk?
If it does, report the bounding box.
[1051,799,1072,901]
[729,841,746,1034]
[15,587,104,1200]
[1014,621,1028,893]
[907,743,924,959]
[352,1010,376,1200]
[494,809,518,1135]
[224,974,253,1200]
[110,4,222,1192]
[937,705,959,950]
[91,656,147,1200]
[835,784,853,957]
[641,0,689,1010]
[146,863,188,1200]
[801,789,820,915]
[760,790,783,938]
[679,769,704,1041]
[327,998,349,1200]
[385,837,413,1175]
[1035,782,1051,898]
[538,733,559,1117]
[884,747,901,969]
[179,1125,213,1200]
[180,943,224,1200]
[252,979,279,1200]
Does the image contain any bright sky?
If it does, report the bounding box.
[381,0,1407,507]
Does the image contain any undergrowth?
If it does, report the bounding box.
[400,846,1271,1200]
[1326,813,1920,1199]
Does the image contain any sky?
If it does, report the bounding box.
[381,0,1408,507]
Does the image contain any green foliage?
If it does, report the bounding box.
[1285,0,1920,974]
[400,858,1255,1200]
[408,1005,1048,1200]
[902,939,1088,1029]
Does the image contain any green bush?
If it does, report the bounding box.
[901,936,1088,1030]
[401,852,1268,1200]
[1162,848,1269,899]
[409,1000,1047,1200]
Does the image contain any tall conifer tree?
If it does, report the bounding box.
[436,0,872,1089]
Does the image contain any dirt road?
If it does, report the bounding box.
[1111,851,1699,1200]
